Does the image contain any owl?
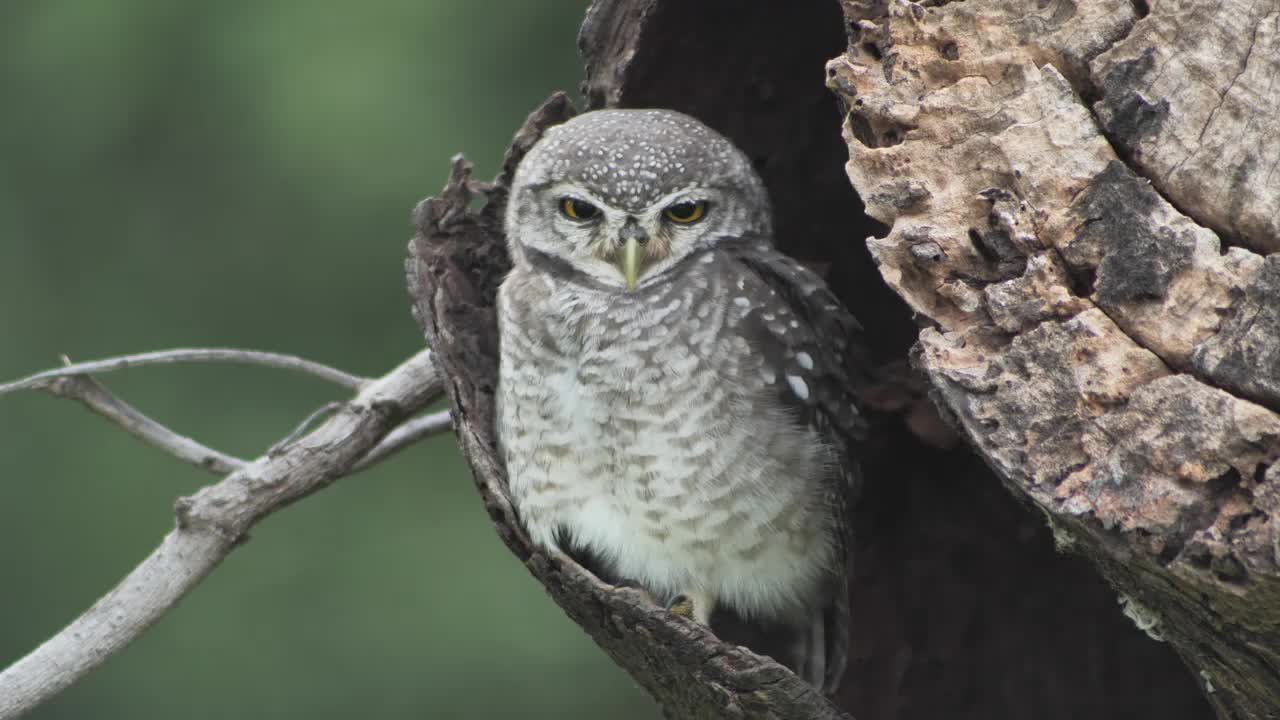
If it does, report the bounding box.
[495,108,866,694]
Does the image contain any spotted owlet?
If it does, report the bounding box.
[495,108,865,694]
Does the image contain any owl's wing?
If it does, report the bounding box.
[724,238,869,451]
[724,237,868,695]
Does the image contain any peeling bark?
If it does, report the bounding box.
[1092,0,1280,254]
[830,1,1280,717]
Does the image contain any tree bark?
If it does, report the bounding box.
[409,1,1278,718]
[827,1,1280,717]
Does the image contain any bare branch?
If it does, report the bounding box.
[0,348,439,720]
[47,371,247,475]
[9,351,445,480]
[351,409,453,472]
[0,348,369,397]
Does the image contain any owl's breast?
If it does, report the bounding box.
[497,264,837,618]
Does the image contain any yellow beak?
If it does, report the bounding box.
[623,236,640,291]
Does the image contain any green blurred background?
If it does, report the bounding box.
[0,2,656,717]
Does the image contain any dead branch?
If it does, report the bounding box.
[0,348,441,720]
[12,350,451,480]
[47,361,247,474]
[0,348,369,397]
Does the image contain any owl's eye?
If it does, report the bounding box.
[663,200,707,224]
[559,197,600,222]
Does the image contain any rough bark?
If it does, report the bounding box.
[828,1,1280,718]
[409,0,1277,718]
[1093,0,1280,256]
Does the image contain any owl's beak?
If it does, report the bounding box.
[623,236,640,291]
[617,218,648,291]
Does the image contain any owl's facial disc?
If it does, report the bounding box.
[548,185,688,291]
[507,109,774,291]
[528,175,733,292]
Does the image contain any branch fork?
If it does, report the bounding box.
[0,347,447,720]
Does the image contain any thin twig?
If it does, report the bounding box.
[0,348,370,397]
[9,354,445,479]
[269,402,346,455]
[48,371,247,475]
[351,409,453,472]
[0,348,439,720]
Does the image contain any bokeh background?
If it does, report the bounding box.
[0,2,657,717]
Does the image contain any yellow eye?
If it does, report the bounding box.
[560,197,600,221]
[663,200,706,224]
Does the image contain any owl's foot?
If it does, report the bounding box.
[667,594,696,620]
[666,591,713,625]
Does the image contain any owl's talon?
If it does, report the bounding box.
[666,594,697,621]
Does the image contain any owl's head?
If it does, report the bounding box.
[505,109,771,292]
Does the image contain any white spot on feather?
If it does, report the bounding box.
[795,352,814,370]
[786,374,809,400]
[733,297,750,307]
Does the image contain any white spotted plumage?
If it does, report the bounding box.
[499,257,837,619]
[496,108,865,694]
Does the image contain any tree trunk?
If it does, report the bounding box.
[408,1,1279,718]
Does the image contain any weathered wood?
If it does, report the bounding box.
[828,1,1280,717]
[1093,0,1280,255]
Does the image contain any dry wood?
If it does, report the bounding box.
[0,348,369,396]
[828,2,1280,717]
[47,361,247,474]
[1093,0,1280,255]
[0,349,441,720]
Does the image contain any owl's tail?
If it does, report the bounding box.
[790,588,849,695]
[712,581,850,695]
